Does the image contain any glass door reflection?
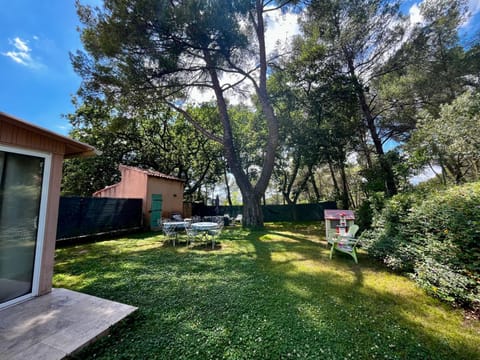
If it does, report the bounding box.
[0,151,44,304]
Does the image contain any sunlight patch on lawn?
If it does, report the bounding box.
[270,249,351,280]
[53,224,480,360]
[284,279,312,299]
[53,273,90,290]
[260,232,299,242]
[357,268,480,353]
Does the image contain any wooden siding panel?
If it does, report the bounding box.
[1,121,66,155]
[1,114,95,301]
[38,153,64,295]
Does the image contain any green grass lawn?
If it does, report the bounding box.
[53,223,480,360]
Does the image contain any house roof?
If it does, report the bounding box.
[92,165,184,196]
[0,112,98,158]
[324,209,355,220]
[92,183,119,196]
[120,165,184,182]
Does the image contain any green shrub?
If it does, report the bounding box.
[361,192,418,271]
[361,182,480,309]
[355,192,386,231]
[413,257,478,305]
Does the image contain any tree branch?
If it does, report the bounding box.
[165,101,223,144]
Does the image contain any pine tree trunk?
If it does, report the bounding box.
[346,55,397,197]
[310,173,321,202]
[242,191,264,229]
[339,164,350,209]
[224,166,233,207]
[328,160,340,200]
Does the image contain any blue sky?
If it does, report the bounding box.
[0,1,479,136]
[0,1,98,134]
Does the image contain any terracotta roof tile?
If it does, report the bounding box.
[119,165,184,182]
[324,209,355,220]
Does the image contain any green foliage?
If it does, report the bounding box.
[62,157,121,196]
[378,0,470,122]
[228,105,268,183]
[362,192,418,271]
[269,32,360,205]
[63,98,225,198]
[406,90,480,184]
[355,192,387,231]
[358,150,410,197]
[362,182,480,308]
[303,0,407,197]
[73,0,289,228]
[53,223,480,359]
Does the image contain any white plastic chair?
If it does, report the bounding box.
[207,220,223,249]
[162,222,177,246]
[185,224,200,247]
[329,224,360,263]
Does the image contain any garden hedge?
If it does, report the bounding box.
[361,182,480,309]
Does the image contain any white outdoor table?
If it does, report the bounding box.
[191,222,221,248]
[163,221,187,230]
[191,222,219,231]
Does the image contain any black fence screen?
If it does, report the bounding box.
[57,197,143,240]
[192,201,336,222]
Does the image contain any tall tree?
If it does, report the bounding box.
[63,97,224,198]
[370,0,478,190]
[271,69,359,207]
[406,90,480,184]
[413,0,469,112]
[269,23,362,207]
[73,0,291,227]
[303,0,407,197]
[378,0,471,123]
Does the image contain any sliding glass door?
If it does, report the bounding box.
[0,146,49,307]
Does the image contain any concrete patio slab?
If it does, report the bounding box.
[0,288,137,360]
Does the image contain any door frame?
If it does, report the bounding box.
[0,144,52,309]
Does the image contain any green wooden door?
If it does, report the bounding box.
[150,194,163,229]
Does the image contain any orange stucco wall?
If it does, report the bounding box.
[95,168,148,200]
[146,176,184,221]
[94,166,184,228]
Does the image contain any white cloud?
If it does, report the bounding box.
[410,0,480,28]
[188,8,300,106]
[409,165,442,185]
[264,9,300,56]
[13,37,29,52]
[2,36,43,68]
[409,3,423,25]
[468,0,480,14]
[464,0,480,27]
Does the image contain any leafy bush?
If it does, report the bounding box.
[361,192,418,271]
[414,258,478,305]
[355,191,386,231]
[361,182,480,309]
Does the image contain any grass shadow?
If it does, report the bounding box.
[55,222,480,360]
